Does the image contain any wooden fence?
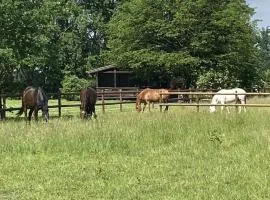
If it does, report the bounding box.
[159,91,270,112]
[1,89,270,120]
[0,88,140,120]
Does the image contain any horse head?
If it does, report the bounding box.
[80,109,87,119]
[135,92,142,112]
[135,99,142,112]
[38,88,49,122]
[41,103,49,122]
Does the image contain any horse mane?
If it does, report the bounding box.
[135,90,144,109]
[38,87,44,101]
[36,87,48,107]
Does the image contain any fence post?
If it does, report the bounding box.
[3,96,6,119]
[189,89,192,103]
[0,95,2,120]
[102,89,105,113]
[177,88,181,103]
[235,91,238,113]
[58,90,62,117]
[119,89,123,112]
[196,94,200,112]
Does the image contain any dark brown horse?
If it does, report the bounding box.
[136,88,169,112]
[17,86,49,122]
[80,88,97,119]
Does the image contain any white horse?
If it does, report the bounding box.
[209,88,246,113]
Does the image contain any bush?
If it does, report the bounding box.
[61,75,94,100]
[196,70,237,89]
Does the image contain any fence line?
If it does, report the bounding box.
[159,91,270,112]
[1,89,270,120]
[0,89,139,120]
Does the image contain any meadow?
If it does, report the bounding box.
[0,98,270,199]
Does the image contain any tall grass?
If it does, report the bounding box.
[0,103,270,199]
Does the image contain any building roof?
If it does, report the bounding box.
[86,65,116,74]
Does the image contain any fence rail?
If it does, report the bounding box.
[1,89,270,120]
[0,89,140,120]
[158,91,270,112]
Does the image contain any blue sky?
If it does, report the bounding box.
[246,0,270,28]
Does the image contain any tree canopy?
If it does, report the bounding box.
[106,0,263,88]
[0,0,269,93]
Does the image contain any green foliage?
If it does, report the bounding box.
[0,0,118,93]
[256,27,270,87]
[61,74,94,100]
[0,0,269,93]
[263,69,270,88]
[196,70,237,89]
[0,48,16,93]
[106,0,261,88]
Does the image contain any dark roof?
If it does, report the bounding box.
[86,65,116,74]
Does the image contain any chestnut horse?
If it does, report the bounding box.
[136,88,169,112]
[80,88,97,119]
[17,86,49,122]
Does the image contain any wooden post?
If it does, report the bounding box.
[3,96,6,119]
[0,95,2,120]
[119,89,122,112]
[159,90,162,112]
[114,69,117,88]
[58,90,62,117]
[96,72,99,87]
[102,89,105,113]
[196,94,200,112]
[235,91,238,113]
[177,88,181,103]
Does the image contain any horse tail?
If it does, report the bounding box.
[17,94,25,116]
[17,106,24,116]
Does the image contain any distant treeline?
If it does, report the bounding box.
[1,0,270,94]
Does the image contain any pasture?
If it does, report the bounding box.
[1,98,270,199]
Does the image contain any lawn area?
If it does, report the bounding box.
[0,98,270,199]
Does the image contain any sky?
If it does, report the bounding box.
[246,0,270,28]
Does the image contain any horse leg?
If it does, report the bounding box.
[163,100,169,112]
[93,106,97,119]
[220,104,224,112]
[24,106,27,121]
[28,108,34,122]
[142,102,147,112]
[220,99,228,113]
[226,106,230,113]
[34,107,38,121]
[240,100,246,113]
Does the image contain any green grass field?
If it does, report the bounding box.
[1,98,270,199]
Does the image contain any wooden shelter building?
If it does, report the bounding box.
[86,65,136,88]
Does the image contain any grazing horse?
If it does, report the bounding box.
[209,88,247,113]
[136,88,169,112]
[80,88,97,119]
[17,86,49,122]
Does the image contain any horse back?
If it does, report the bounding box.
[80,88,97,108]
[23,87,38,107]
[139,88,169,102]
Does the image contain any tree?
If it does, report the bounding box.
[105,0,261,88]
[0,0,96,93]
[256,27,270,87]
